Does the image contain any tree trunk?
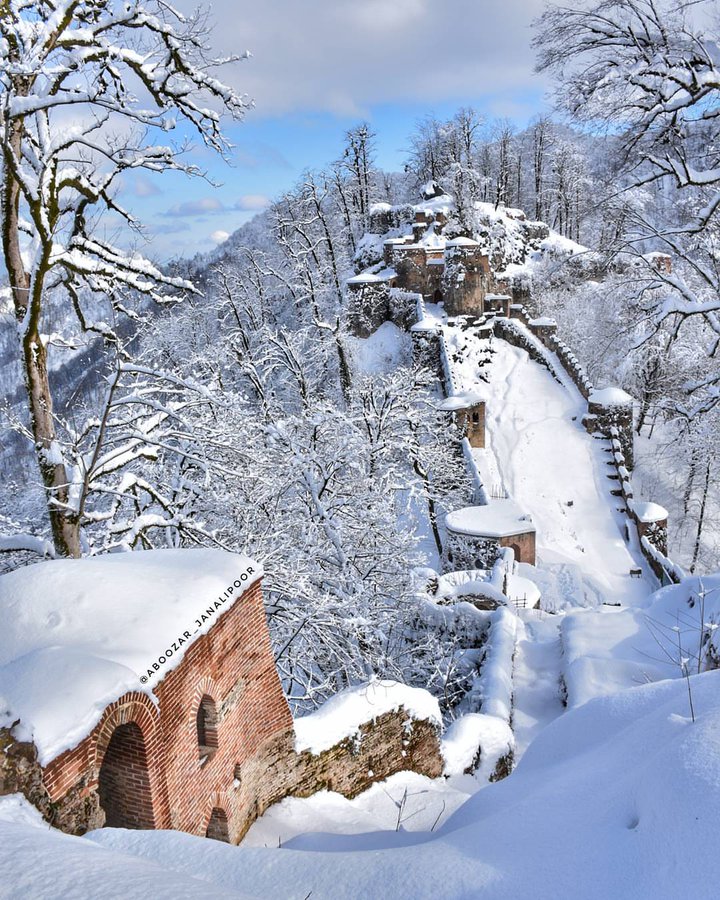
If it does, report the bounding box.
[689,459,711,574]
[2,118,81,558]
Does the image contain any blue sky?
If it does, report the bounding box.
[122,0,551,260]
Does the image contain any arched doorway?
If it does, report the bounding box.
[509,542,522,563]
[98,722,155,829]
[206,807,230,842]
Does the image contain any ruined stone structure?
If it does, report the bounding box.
[444,500,537,571]
[438,392,486,449]
[348,203,512,337]
[629,501,669,557]
[442,237,493,317]
[586,387,635,470]
[346,273,392,338]
[0,551,443,844]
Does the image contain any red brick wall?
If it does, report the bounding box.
[500,531,536,565]
[41,577,293,841]
[153,578,293,842]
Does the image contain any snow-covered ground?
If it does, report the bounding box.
[3,669,718,899]
[453,331,653,611]
[511,611,564,758]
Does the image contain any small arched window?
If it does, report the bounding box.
[196,695,218,757]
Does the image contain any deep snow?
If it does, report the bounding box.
[27,671,712,900]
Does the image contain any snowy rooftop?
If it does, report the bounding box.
[437,390,485,411]
[446,499,535,538]
[629,500,669,523]
[0,549,261,764]
[445,236,480,247]
[347,272,384,285]
[588,387,634,407]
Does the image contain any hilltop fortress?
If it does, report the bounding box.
[346,187,678,589]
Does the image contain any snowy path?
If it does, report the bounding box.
[511,613,564,760]
[476,339,653,609]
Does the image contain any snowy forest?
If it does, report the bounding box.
[0,1,719,898]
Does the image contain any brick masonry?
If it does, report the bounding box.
[8,576,443,844]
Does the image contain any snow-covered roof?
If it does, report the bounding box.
[437,390,485,411]
[529,316,556,327]
[629,500,669,523]
[347,272,384,285]
[588,387,634,407]
[294,679,441,755]
[445,236,480,248]
[369,202,392,214]
[445,500,535,538]
[0,549,261,764]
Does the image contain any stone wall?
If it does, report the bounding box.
[442,247,490,317]
[458,402,486,449]
[235,710,442,842]
[0,727,53,821]
[347,282,391,338]
[444,530,502,572]
[586,396,634,470]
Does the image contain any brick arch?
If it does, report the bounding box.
[189,676,220,727]
[203,789,234,843]
[91,692,170,828]
[98,721,154,828]
[189,676,220,714]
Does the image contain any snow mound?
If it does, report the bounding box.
[82,672,720,899]
[562,574,720,707]
[437,390,485,411]
[445,499,535,538]
[294,680,441,755]
[588,386,634,406]
[628,499,668,523]
[348,321,411,374]
[0,549,261,764]
[442,713,513,778]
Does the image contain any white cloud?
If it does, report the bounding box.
[163,197,225,217]
[235,194,271,211]
[211,230,230,244]
[173,0,548,117]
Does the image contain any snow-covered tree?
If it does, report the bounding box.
[534,0,720,413]
[0,0,248,557]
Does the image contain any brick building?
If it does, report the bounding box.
[0,549,444,844]
[438,391,486,449]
